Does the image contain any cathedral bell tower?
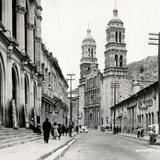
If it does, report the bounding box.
[80,27,98,83]
[104,7,128,78]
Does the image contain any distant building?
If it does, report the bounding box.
[111,81,158,133]
[40,43,69,126]
[78,7,139,128]
[79,27,102,128]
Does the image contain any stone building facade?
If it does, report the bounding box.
[101,8,132,126]
[0,0,68,128]
[40,43,68,126]
[111,81,158,133]
[79,28,102,128]
[79,8,134,128]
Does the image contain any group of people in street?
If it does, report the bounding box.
[136,126,144,138]
[114,126,121,134]
[42,118,73,143]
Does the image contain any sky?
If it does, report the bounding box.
[41,0,160,89]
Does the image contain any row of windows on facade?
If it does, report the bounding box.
[0,0,38,62]
[41,66,67,98]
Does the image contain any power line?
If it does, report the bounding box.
[52,0,72,72]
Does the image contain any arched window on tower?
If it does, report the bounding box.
[24,3,28,52]
[91,49,93,58]
[115,55,118,67]
[115,31,118,42]
[0,0,2,22]
[88,48,90,57]
[12,0,17,39]
[119,32,121,43]
[41,63,44,74]
[120,55,123,68]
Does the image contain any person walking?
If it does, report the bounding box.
[58,124,62,140]
[42,118,51,143]
[68,122,73,137]
[52,122,59,140]
[137,127,141,138]
[141,126,144,138]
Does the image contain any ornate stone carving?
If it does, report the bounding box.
[37,5,43,11]
[35,36,42,43]
[37,15,42,21]
[27,23,35,30]
[16,5,27,14]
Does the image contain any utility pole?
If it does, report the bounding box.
[67,74,75,123]
[111,79,120,134]
[149,33,160,133]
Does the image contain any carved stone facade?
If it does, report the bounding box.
[0,0,68,128]
[79,8,132,128]
[79,28,101,128]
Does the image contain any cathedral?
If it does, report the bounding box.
[79,7,133,128]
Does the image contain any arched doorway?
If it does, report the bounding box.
[9,66,19,128]
[31,82,37,125]
[24,75,29,127]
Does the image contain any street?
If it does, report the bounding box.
[60,130,160,160]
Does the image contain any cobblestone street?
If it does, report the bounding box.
[60,130,160,160]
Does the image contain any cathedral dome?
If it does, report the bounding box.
[82,28,96,44]
[108,8,123,24]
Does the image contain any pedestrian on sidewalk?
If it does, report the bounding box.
[61,124,65,136]
[141,126,144,138]
[76,125,79,133]
[68,122,73,137]
[58,124,62,140]
[42,118,51,143]
[137,127,141,138]
[52,122,59,140]
[64,125,68,136]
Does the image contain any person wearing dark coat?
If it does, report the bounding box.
[42,118,51,143]
[58,124,62,140]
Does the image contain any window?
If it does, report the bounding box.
[115,31,118,42]
[91,49,93,58]
[12,0,17,39]
[120,55,123,67]
[115,55,118,67]
[25,3,28,52]
[152,112,154,124]
[119,32,121,43]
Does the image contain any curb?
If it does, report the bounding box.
[37,133,78,160]
[119,134,149,142]
[47,138,76,160]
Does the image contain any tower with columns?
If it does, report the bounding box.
[79,27,101,127]
[104,7,128,78]
[80,27,98,82]
[101,7,132,127]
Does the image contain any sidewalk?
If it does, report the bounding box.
[109,131,160,144]
[0,133,77,160]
